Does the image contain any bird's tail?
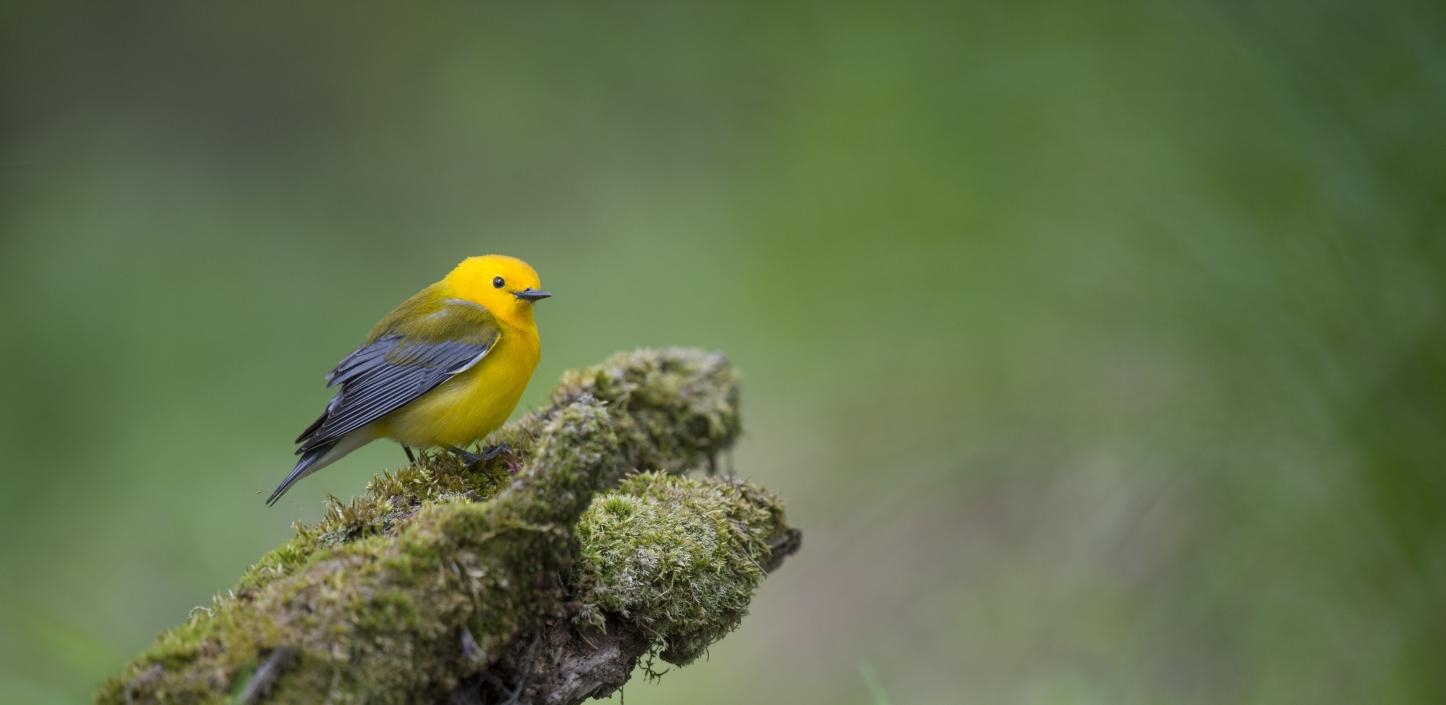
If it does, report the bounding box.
[268,429,374,506]
[266,444,334,506]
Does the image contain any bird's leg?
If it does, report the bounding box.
[402,446,416,464]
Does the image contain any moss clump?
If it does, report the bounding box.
[555,348,740,475]
[572,473,790,665]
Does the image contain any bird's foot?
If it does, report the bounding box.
[445,443,512,468]
[482,443,525,474]
[480,442,512,462]
[445,445,486,467]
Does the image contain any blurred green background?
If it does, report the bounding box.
[3,2,1444,703]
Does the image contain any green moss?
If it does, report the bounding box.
[235,535,315,596]
[95,349,770,705]
[555,348,741,475]
[353,590,422,633]
[571,473,791,665]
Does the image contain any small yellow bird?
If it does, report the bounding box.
[266,254,550,505]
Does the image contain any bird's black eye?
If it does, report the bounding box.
[493,276,505,289]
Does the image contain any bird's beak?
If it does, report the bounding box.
[514,288,552,302]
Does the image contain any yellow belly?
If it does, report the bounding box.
[371,329,539,449]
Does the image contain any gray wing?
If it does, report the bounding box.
[294,333,496,455]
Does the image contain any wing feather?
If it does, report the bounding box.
[295,293,501,454]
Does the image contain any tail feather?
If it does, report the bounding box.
[266,444,334,506]
[268,428,374,506]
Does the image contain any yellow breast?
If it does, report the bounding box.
[374,323,540,449]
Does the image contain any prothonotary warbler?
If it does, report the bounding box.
[266,254,551,505]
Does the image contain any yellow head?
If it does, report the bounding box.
[443,254,550,327]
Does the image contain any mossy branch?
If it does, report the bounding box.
[98,349,801,705]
